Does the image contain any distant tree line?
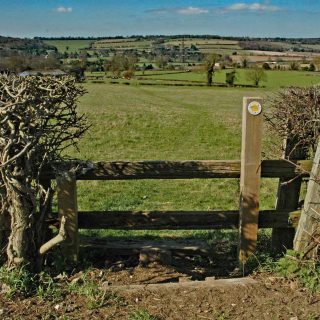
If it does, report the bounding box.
[36,35,320,45]
[0,53,61,73]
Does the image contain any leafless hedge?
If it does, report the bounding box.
[0,74,88,270]
[265,86,320,159]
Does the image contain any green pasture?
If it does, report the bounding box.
[63,70,315,241]
[66,83,283,239]
[44,39,94,53]
[135,69,320,89]
[93,39,151,50]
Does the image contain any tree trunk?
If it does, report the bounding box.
[0,186,10,264]
[6,185,37,270]
[0,213,10,264]
[207,67,213,86]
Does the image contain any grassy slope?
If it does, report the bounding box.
[67,84,279,235]
[43,40,94,53]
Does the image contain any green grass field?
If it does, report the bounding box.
[136,69,320,89]
[67,83,282,226]
[44,39,94,53]
[63,70,315,241]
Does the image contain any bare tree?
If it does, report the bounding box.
[0,74,89,270]
[265,86,320,158]
[246,65,267,87]
[205,53,219,86]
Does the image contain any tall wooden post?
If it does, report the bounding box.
[57,172,79,263]
[238,97,263,263]
[272,139,307,253]
[294,141,320,257]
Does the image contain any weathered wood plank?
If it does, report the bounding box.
[272,139,308,252]
[42,159,311,180]
[294,141,320,257]
[57,172,79,263]
[74,210,299,230]
[238,97,263,262]
[80,237,213,257]
[104,277,258,292]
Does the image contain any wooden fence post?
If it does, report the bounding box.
[272,139,307,252]
[57,172,79,263]
[294,141,320,257]
[238,97,263,263]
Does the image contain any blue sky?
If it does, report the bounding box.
[1,0,319,38]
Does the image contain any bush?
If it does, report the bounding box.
[309,63,316,72]
[0,75,88,270]
[246,65,267,86]
[226,70,237,86]
[265,86,320,156]
[262,62,271,70]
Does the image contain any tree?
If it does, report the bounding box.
[226,70,237,86]
[109,55,138,77]
[155,55,169,69]
[65,63,85,82]
[309,63,316,72]
[289,61,300,71]
[0,75,88,270]
[312,56,320,71]
[246,65,267,86]
[205,53,219,86]
[262,62,271,70]
[241,57,249,68]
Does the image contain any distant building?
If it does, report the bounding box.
[19,69,67,77]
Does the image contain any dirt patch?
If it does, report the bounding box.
[0,265,319,320]
[0,242,319,319]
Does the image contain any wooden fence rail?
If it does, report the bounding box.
[43,97,312,264]
[49,158,309,263]
[75,210,300,230]
[43,159,311,180]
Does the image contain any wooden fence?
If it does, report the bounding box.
[43,98,312,264]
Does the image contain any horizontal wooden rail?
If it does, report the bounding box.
[43,159,311,180]
[65,210,301,230]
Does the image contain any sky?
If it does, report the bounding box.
[1,0,320,38]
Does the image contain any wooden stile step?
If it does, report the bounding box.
[80,237,214,258]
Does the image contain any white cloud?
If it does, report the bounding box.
[224,2,281,12]
[147,6,209,15]
[54,6,73,13]
[176,7,209,15]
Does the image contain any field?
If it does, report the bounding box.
[92,69,320,90]
[43,39,94,53]
[1,70,319,320]
[61,79,295,255]
[73,68,320,220]
[46,80,317,319]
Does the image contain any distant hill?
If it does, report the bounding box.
[0,36,55,56]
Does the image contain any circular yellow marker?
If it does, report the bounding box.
[248,101,262,116]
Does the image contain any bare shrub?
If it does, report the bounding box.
[265,86,320,158]
[0,74,89,270]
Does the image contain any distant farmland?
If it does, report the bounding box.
[43,39,94,53]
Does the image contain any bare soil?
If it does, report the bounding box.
[0,259,319,320]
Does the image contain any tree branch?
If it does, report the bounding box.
[39,216,67,255]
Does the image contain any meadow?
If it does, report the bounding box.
[62,79,301,241]
[44,39,94,53]
[135,69,320,89]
